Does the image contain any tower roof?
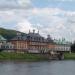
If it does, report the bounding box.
[46,35,54,43]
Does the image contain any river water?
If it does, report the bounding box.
[0,60,75,75]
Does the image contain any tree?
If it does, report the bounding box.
[71,43,75,52]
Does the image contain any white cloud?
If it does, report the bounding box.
[0,0,32,9]
[32,8,63,16]
[18,0,31,6]
[15,19,38,33]
[0,10,15,22]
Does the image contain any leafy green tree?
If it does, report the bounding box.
[0,28,24,40]
[71,43,75,52]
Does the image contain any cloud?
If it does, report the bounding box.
[18,0,31,6]
[47,0,74,2]
[0,0,32,9]
[15,19,38,33]
[0,10,15,21]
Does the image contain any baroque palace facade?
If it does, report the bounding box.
[10,30,55,53]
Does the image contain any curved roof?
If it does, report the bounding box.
[54,39,71,45]
[11,33,27,40]
[27,33,45,42]
[11,32,54,43]
[27,33,41,37]
[0,35,6,41]
[46,35,54,43]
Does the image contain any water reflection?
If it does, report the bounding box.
[0,60,75,75]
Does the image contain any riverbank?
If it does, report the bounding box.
[0,52,75,61]
[0,52,49,61]
[64,52,75,60]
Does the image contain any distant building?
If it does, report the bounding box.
[54,39,71,52]
[0,35,6,49]
[1,42,14,52]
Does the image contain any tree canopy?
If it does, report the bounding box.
[0,28,24,40]
[71,43,75,52]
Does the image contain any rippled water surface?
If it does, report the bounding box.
[0,60,75,75]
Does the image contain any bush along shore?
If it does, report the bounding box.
[0,52,50,61]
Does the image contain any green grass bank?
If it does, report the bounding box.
[64,52,75,60]
[0,52,49,61]
[0,52,75,61]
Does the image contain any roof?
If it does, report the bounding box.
[28,33,42,37]
[11,33,27,41]
[11,32,54,43]
[46,37,54,43]
[0,35,7,41]
[46,35,54,43]
[27,33,46,42]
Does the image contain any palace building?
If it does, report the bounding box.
[10,30,54,53]
[0,30,71,54]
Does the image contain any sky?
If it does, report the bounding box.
[0,0,75,41]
